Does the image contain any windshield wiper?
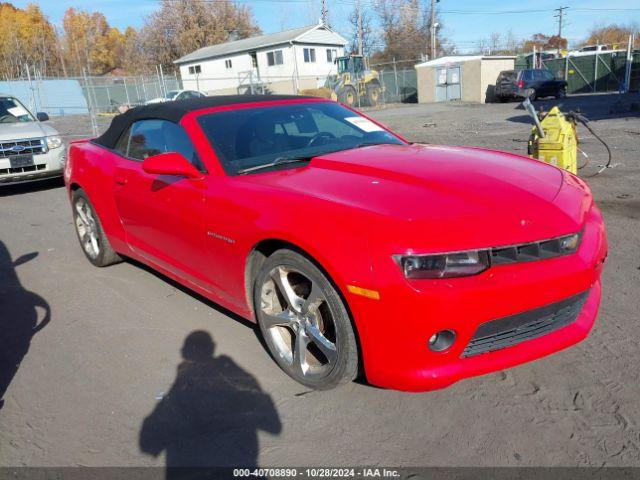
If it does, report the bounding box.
[237,155,313,175]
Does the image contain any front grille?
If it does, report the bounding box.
[462,290,589,357]
[0,138,46,158]
[490,233,581,265]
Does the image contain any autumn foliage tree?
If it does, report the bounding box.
[522,33,567,52]
[0,3,60,78]
[61,8,128,76]
[581,23,639,49]
[0,0,260,78]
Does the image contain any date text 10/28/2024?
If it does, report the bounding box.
[233,468,401,478]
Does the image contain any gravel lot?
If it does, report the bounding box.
[1,94,639,468]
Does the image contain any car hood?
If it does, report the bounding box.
[0,121,56,142]
[245,144,588,252]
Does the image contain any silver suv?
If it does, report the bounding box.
[0,94,65,185]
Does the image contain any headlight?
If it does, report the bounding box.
[46,135,63,149]
[558,233,581,253]
[395,250,490,279]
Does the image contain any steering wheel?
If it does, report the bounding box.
[0,115,14,123]
[306,132,336,147]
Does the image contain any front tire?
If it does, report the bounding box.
[338,86,357,108]
[72,189,122,267]
[254,249,359,390]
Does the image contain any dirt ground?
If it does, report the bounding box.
[1,93,639,468]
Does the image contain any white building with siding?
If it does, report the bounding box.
[174,23,347,95]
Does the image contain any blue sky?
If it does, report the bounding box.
[10,0,640,52]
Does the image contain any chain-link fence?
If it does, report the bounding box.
[80,74,181,114]
[369,59,419,105]
[1,73,180,115]
[180,72,399,109]
[1,60,423,141]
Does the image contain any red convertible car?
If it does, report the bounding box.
[65,95,607,392]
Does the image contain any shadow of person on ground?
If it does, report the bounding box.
[139,331,281,476]
[0,242,50,410]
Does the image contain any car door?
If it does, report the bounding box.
[112,119,209,285]
[529,70,543,95]
[541,70,559,96]
[536,70,548,96]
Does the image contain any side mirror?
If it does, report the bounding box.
[142,152,203,179]
[36,112,49,122]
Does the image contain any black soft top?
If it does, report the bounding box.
[92,94,315,149]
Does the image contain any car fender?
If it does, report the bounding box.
[66,141,129,254]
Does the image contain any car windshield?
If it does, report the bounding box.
[0,96,35,123]
[197,102,405,175]
[165,90,180,100]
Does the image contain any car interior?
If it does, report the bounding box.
[198,104,402,173]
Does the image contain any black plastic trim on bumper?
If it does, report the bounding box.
[462,290,590,358]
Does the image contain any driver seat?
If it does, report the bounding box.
[247,117,290,157]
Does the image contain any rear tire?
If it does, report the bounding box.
[253,249,359,390]
[366,83,381,107]
[72,189,122,267]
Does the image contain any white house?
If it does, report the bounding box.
[174,23,347,95]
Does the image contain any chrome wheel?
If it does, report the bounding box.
[74,197,100,259]
[259,266,338,379]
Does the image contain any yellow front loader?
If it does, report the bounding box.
[326,55,383,107]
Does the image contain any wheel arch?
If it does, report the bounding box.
[244,237,365,376]
[245,238,341,318]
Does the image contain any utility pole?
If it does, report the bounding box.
[321,0,328,27]
[430,0,439,60]
[356,0,363,56]
[554,6,568,55]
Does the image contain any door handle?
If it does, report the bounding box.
[115,175,127,186]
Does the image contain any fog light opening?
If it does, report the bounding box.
[428,329,456,352]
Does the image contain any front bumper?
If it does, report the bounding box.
[0,147,65,185]
[352,204,607,392]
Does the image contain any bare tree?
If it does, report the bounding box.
[139,0,261,72]
[348,5,376,56]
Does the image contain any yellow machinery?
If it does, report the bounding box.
[326,55,383,107]
[527,105,578,174]
[524,96,612,177]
